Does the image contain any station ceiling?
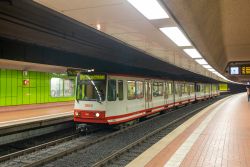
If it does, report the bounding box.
[0,0,220,83]
[34,0,250,83]
[34,0,219,81]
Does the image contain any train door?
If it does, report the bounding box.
[167,81,174,105]
[164,82,168,105]
[116,80,125,110]
[145,80,152,109]
[106,79,126,117]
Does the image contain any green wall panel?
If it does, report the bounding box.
[30,88,37,104]
[17,87,23,105]
[0,97,5,106]
[12,97,17,105]
[6,78,12,97]
[6,97,12,105]
[11,78,18,96]
[23,88,30,104]
[0,69,75,106]
[0,77,6,97]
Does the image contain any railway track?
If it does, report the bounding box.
[0,125,112,167]
[0,96,227,167]
[92,104,208,167]
[0,133,79,163]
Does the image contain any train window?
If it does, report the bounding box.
[174,83,178,95]
[174,83,182,97]
[118,80,123,101]
[164,82,168,98]
[136,81,144,99]
[190,85,194,94]
[201,85,204,92]
[168,83,173,95]
[51,78,64,97]
[182,84,186,94]
[185,84,190,95]
[108,80,117,101]
[127,81,136,100]
[64,79,74,97]
[206,85,210,93]
[196,84,200,92]
[153,82,163,97]
[76,76,106,101]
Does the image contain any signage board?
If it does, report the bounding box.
[241,66,250,75]
[219,84,228,91]
[230,67,239,75]
[229,65,250,75]
[80,74,106,80]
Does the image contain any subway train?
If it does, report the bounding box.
[74,73,220,125]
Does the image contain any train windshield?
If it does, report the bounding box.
[76,74,106,102]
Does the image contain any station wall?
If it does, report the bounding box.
[0,69,75,106]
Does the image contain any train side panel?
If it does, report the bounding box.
[74,73,220,125]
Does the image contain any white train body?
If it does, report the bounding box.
[74,73,219,125]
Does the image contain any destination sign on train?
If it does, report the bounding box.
[80,74,106,80]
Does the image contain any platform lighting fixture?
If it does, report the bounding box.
[202,65,212,69]
[96,24,101,30]
[195,58,208,65]
[211,70,242,84]
[127,0,169,20]
[183,48,202,59]
[208,68,216,72]
[160,27,191,47]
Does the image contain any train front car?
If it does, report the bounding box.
[74,73,108,124]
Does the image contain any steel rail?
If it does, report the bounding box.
[0,133,79,163]
[91,104,212,167]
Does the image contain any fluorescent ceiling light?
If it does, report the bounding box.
[195,58,208,65]
[202,65,212,69]
[183,48,202,58]
[127,0,169,20]
[160,27,191,46]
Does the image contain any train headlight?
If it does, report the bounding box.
[75,111,80,117]
[95,113,100,117]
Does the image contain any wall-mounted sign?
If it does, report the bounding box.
[23,79,30,86]
[219,83,228,91]
[229,64,250,75]
[241,66,250,75]
[230,67,239,75]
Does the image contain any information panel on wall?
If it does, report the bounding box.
[230,67,239,75]
[241,66,250,75]
[229,64,250,75]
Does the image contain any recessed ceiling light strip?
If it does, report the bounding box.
[127,0,169,20]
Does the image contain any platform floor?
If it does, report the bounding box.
[0,101,74,127]
[127,93,250,167]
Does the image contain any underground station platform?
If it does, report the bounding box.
[0,0,250,167]
[127,93,250,167]
[0,101,74,146]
